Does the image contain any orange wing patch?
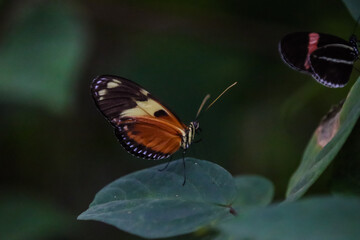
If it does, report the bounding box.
[115,117,184,159]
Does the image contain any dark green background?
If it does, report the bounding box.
[0,0,358,239]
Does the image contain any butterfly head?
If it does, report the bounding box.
[191,121,200,132]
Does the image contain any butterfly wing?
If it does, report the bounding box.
[309,44,357,87]
[91,75,187,159]
[279,32,350,74]
[279,32,315,73]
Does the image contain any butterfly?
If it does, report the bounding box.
[91,75,236,169]
[279,32,359,88]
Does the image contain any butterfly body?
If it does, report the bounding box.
[279,32,358,88]
[91,75,200,160]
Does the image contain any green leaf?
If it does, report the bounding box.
[342,0,360,21]
[0,193,71,240]
[78,158,237,239]
[78,158,274,239]
[286,77,360,201]
[218,196,360,240]
[0,3,88,114]
[232,175,274,209]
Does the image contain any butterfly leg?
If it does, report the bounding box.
[158,156,173,172]
[182,151,187,186]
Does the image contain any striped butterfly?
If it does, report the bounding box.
[91,75,236,183]
[279,32,359,88]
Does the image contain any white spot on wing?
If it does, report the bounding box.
[107,81,120,88]
[98,89,107,96]
[112,79,122,84]
[140,89,149,96]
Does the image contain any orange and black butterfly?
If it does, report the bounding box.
[91,75,236,162]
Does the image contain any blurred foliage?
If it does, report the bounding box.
[1,0,360,239]
[0,2,88,114]
[0,193,72,240]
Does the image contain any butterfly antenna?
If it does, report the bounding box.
[195,94,211,119]
[206,82,237,111]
